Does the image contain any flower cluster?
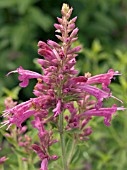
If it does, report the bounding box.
[1,3,125,170]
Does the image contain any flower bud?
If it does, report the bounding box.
[47,40,60,48]
[61,3,70,16]
[57,17,62,24]
[70,28,79,38]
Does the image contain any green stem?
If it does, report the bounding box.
[28,156,35,170]
[17,155,22,170]
[67,136,77,166]
[59,112,68,170]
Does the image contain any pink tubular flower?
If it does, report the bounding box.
[53,99,62,117]
[40,158,48,170]
[3,100,33,118]
[7,66,43,87]
[9,110,35,128]
[80,84,110,108]
[2,100,35,129]
[78,104,125,126]
[86,69,121,92]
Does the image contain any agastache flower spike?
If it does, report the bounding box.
[1,3,125,170]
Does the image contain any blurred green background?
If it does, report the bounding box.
[0,0,127,169]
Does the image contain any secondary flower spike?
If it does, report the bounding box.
[1,3,125,170]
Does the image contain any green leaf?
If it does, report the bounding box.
[0,129,17,147]
[0,39,9,50]
[94,12,117,31]
[92,39,103,53]
[0,26,10,38]
[0,0,17,8]
[17,0,36,14]
[2,86,21,99]
[12,148,27,158]
[29,7,53,31]
[11,24,29,50]
[33,58,42,71]
[10,165,18,170]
